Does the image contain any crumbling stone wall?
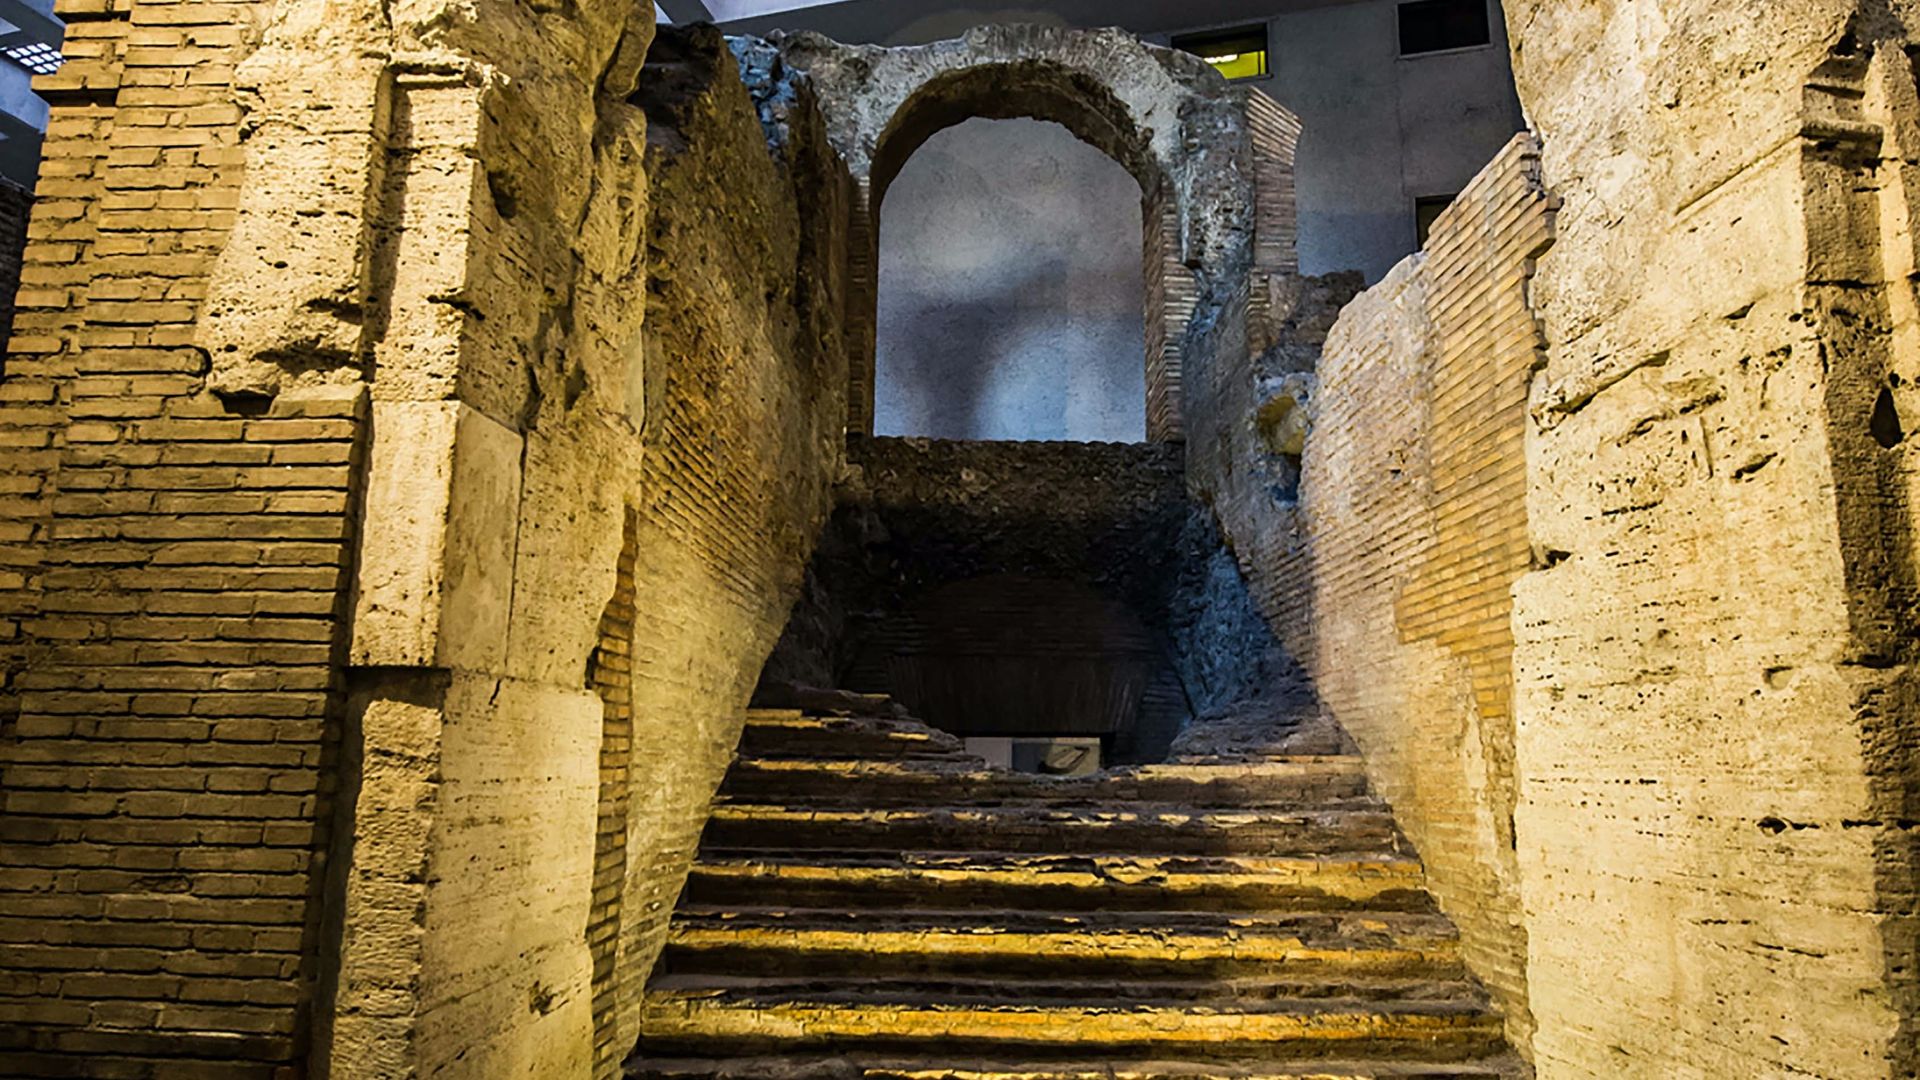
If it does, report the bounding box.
[758,25,1278,442]
[1502,1,1920,1075]
[762,437,1303,763]
[1196,135,1553,1048]
[1185,0,1920,1073]
[0,7,847,1078]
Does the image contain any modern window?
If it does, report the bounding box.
[1398,0,1492,56]
[1171,24,1270,81]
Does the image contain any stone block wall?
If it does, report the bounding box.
[0,8,849,1079]
[1187,0,1920,1072]
[1503,1,1920,1075]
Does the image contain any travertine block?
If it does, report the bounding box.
[351,400,521,671]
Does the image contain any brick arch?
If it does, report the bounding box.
[867,60,1159,208]
[772,24,1296,443]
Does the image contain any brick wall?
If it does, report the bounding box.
[773,27,1258,443]
[1143,189,1194,442]
[585,509,637,1080]
[0,10,850,1079]
[0,178,36,364]
[0,0,350,1071]
[1196,133,1553,1050]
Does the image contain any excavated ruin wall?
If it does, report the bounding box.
[1501,1,1920,1075]
[1188,1,1920,1073]
[1192,134,1552,1050]
[761,438,1301,761]
[764,25,1265,441]
[0,9,848,1079]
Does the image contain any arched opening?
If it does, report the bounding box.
[874,117,1147,442]
[840,56,1193,443]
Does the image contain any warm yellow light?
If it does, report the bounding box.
[1206,50,1267,80]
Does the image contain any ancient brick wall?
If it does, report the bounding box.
[0,178,36,364]
[1195,134,1552,1049]
[0,8,848,1078]
[0,0,349,1071]
[610,28,850,1078]
[770,26,1260,442]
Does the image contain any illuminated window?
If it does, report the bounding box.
[1172,25,1269,82]
[1398,0,1491,56]
[5,41,62,76]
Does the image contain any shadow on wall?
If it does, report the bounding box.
[875,117,1146,442]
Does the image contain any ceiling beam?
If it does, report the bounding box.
[657,0,716,23]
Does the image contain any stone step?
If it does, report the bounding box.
[719,758,1376,809]
[740,710,975,761]
[646,972,1487,1007]
[631,996,1508,1062]
[681,852,1436,914]
[628,1057,1524,1080]
[701,804,1403,857]
[656,909,1465,981]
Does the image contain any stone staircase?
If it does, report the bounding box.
[626,700,1525,1080]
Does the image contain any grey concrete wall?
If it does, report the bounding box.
[873,116,1146,442]
[1254,0,1526,281]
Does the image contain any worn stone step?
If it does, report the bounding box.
[681,852,1436,914]
[627,1057,1524,1080]
[631,996,1508,1062]
[741,710,975,761]
[702,804,1403,857]
[719,758,1376,809]
[657,909,1465,980]
[645,972,1488,1007]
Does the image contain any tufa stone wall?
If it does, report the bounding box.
[1503,0,1920,1075]
[0,8,849,1078]
[1200,134,1554,1049]
[761,437,1310,764]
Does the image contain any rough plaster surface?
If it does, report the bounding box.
[875,117,1146,443]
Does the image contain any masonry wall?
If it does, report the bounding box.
[0,178,35,362]
[0,0,357,1070]
[1501,1,1920,1075]
[0,10,848,1079]
[1190,0,1920,1072]
[1193,133,1551,1049]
